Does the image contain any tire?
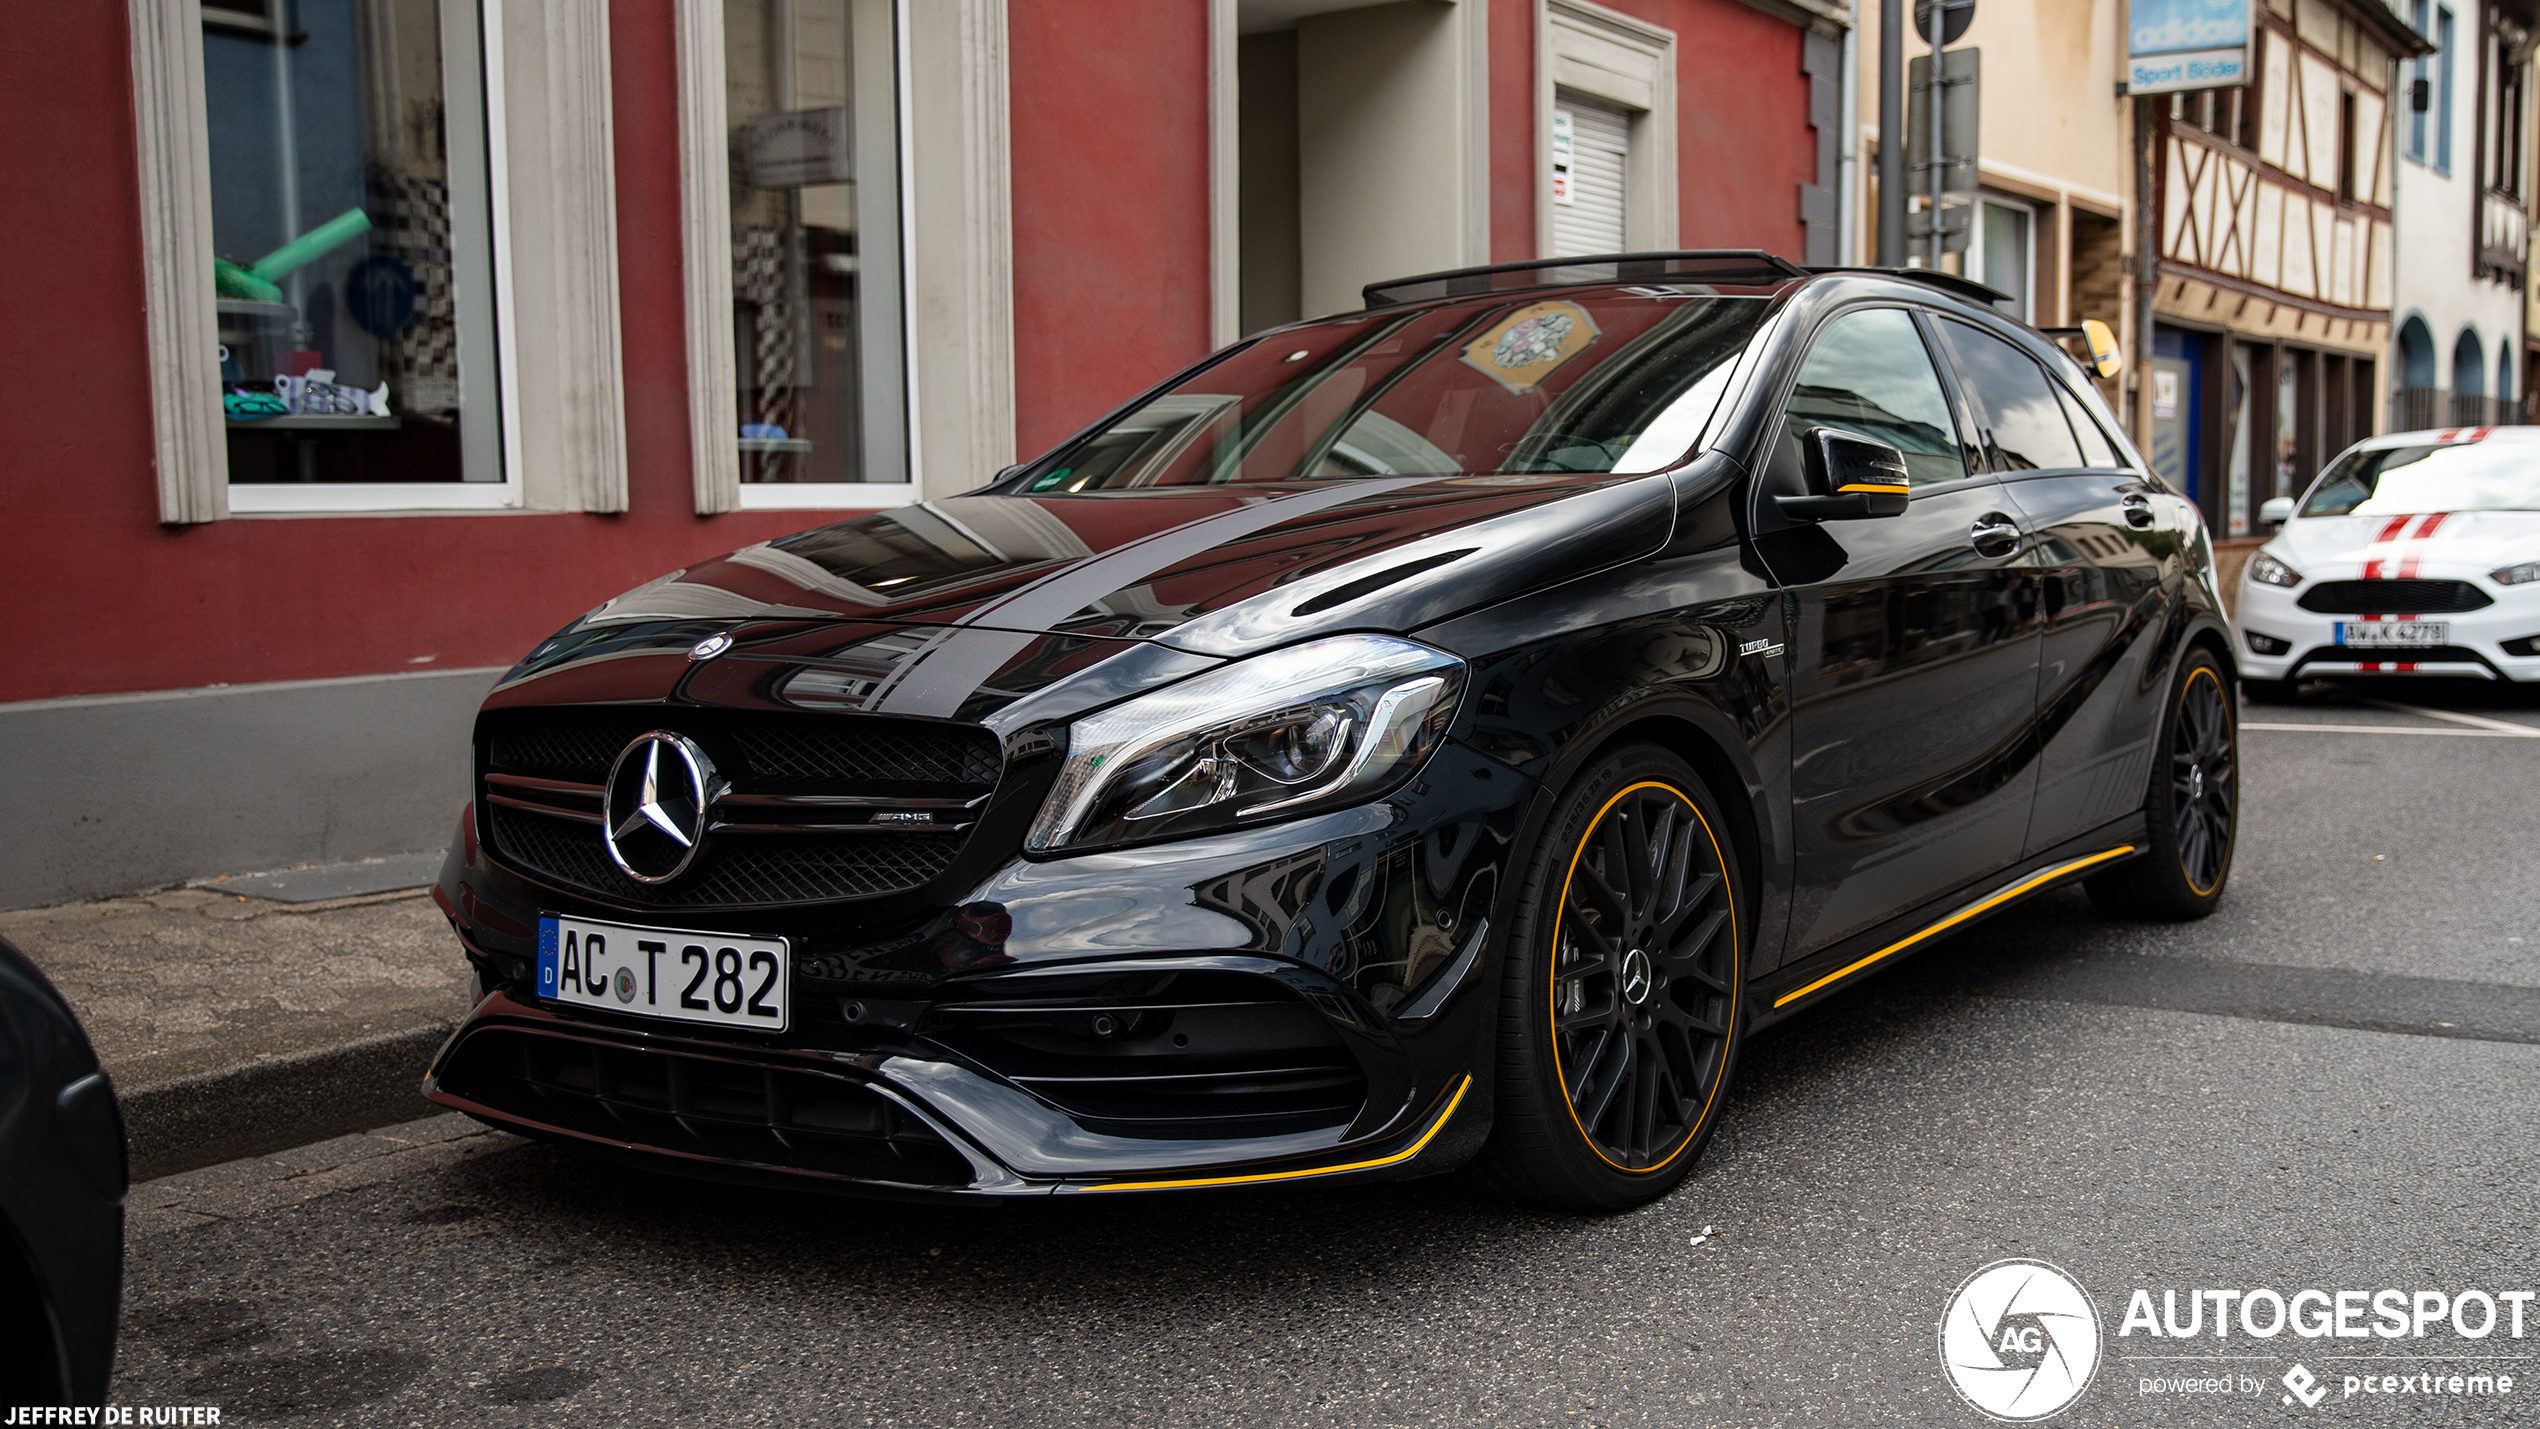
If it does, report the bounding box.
[2240,676,2299,704]
[2087,649,2239,920]
[1471,744,1745,1211]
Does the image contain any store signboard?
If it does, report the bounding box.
[746,107,852,189]
[2127,0,2252,95]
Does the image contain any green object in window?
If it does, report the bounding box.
[212,207,374,305]
[215,259,283,303]
[224,389,287,420]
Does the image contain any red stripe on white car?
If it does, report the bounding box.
[2360,514,2415,578]
[2395,511,2451,578]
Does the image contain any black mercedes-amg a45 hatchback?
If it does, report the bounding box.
[427,252,2236,1210]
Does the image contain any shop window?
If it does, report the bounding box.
[202,0,504,499]
[722,0,908,498]
[1967,198,2033,321]
[1550,96,1631,257]
[1537,4,1677,263]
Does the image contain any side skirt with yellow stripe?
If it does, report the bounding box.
[1751,818,2149,1028]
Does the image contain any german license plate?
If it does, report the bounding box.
[537,915,789,1032]
[2335,620,2448,648]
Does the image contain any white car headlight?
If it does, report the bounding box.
[2246,551,2303,587]
[1028,635,1464,855]
[2492,561,2540,586]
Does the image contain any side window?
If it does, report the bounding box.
[1937,319,2087,471]
[2053,383,2124,467]
[1775,309,1968,487]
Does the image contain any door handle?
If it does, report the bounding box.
[1969,515,2022,557]
[2121,493,2156,527]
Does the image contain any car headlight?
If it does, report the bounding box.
[2246,551,2303,587]
[2492,561,2540,586]
[1028,635,1464,855]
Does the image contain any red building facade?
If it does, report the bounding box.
[0,0,1842,908]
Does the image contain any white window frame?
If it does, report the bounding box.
[1966,192,2038,321]
[134,0,628,521]
[677,0,929,513]
[1535,0,1677,258]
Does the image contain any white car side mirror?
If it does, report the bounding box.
[2259,496,2294,523]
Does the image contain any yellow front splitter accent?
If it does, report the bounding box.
[1770,844,2138,1010]
[1076,1074,1473,1192]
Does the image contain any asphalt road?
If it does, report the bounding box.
[105,681,2540,1427]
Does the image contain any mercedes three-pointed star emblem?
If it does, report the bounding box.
[601,731,717,883]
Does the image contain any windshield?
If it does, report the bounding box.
[1013,289,1772,491]
[2302,441,2540,516]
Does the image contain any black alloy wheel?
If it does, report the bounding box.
[2088,649,2239,919]
[1475,744,1743,1211]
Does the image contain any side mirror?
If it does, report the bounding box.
[2259,495,2295,523]
[2080,318,2123,380]
[1777,429,1912,520]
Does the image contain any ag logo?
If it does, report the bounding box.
[1939,1259,2103,1421]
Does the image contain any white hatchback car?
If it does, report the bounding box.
[2235,425,2540,700]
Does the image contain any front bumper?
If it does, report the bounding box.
[425,990,1475,1198]
[2233,577,2540,683]
[426,736,1525,1198]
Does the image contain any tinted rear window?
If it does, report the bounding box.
[1938,319,2087,471]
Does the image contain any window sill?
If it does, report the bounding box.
[733,482,914,511]
[228,482,522,515]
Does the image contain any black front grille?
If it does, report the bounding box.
[489,805,968,907]
[481,708,1001,909]
[489,714,666,780]
[2298,580,2493,614]
[734,723,1002,785]
[436,1026,974,1186]
[487,710,1002,787]
[924,968,1367,1139]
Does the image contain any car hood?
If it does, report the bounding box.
[487,471,1676,725]
[2265,509,2540,578]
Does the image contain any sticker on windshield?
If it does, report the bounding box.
[1461,300,1601,395]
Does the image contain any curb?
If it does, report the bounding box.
[118,1020,460,1182]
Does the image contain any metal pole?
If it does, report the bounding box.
[1878,0,1904,265]
[1927,3,1946,267]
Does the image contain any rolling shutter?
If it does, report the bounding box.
[1551,96,1629,256]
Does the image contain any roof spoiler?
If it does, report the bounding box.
[1803,265,2013,306]
[1361,250,1808,308]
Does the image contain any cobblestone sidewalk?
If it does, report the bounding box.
[1,884,473,1176]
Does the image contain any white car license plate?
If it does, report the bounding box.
[537,915,789,1032]
[2335,620,2448,648]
